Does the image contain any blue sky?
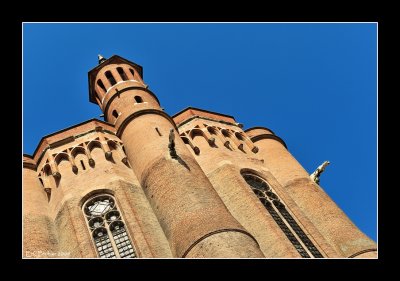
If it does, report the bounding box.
[23,23,377,241]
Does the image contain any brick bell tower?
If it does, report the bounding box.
[88,55,264,258]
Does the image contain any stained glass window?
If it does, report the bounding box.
[242,173,324,258]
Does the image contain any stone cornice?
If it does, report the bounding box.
[250,134,287,149]
[29,119,116,164]
[102,86,160,121]
[176,115,241,129]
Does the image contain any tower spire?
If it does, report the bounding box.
[98,54,107,64]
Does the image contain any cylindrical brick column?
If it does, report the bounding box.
[118,113,264,258]
[23,156,58,258]
[245,127,377,257]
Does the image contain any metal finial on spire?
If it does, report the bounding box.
[98,54,107,64]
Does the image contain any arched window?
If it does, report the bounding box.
[83,194,137,258]
[129,68,135,77]
[242,173,323,258]
[105,71,117,86]
[134,96,143,103]
[97,79,107,93]
[117,67,128,81]
[112,110,119,119]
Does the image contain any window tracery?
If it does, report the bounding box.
[83,194,137,258]
[242,174,323,258]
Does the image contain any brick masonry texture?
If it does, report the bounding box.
[23,55,376,258]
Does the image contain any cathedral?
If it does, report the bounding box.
[23,55,377,258]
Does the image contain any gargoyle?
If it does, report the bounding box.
[310,161,330,185]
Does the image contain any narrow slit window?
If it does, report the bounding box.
[117,67,128,81]
[97,79,107,92]
[129,68,135,77]
[112,110,119,119]
[80,160,86,170]
[105,71,117,86]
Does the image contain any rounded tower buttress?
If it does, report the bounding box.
[23,155,58,257]
[88,55,265,258]
[245,127,377,258]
